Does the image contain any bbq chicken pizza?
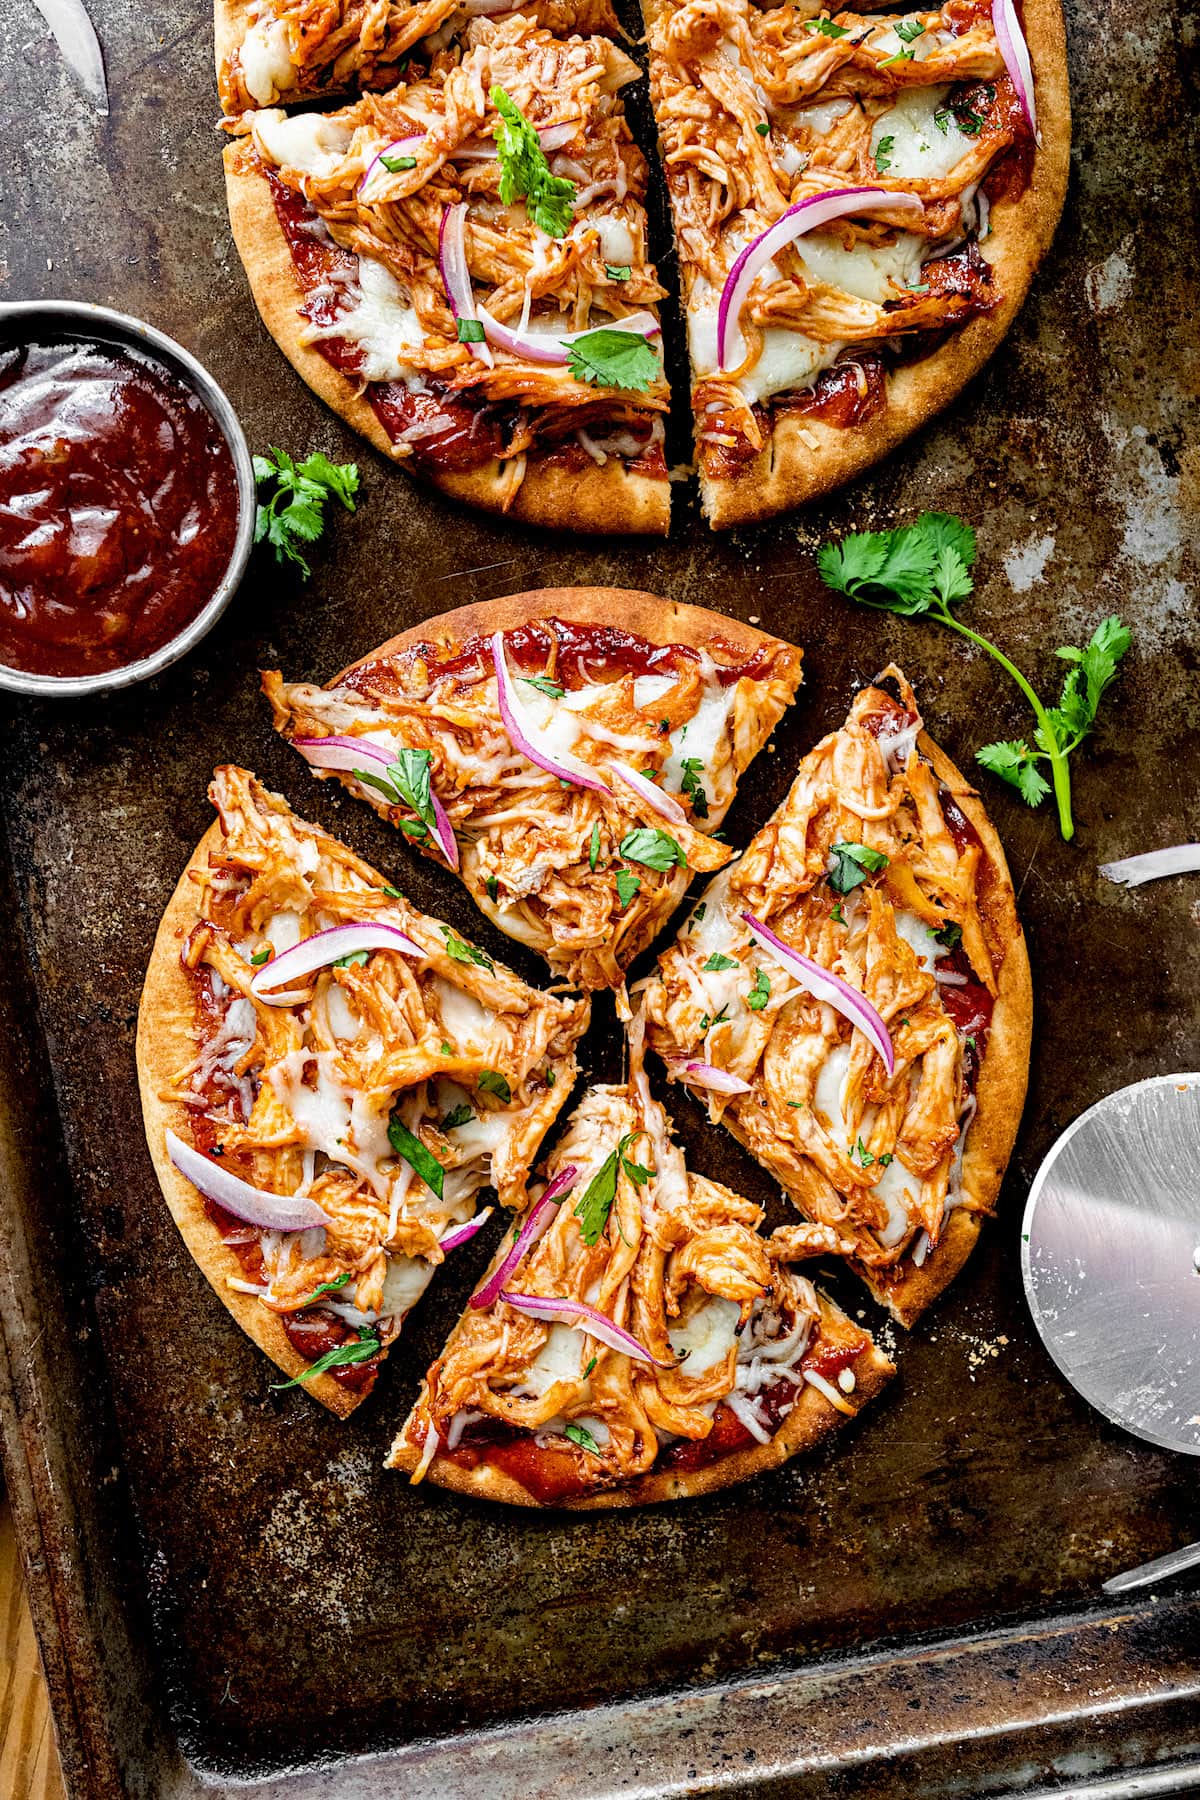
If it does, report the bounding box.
[388,1028,894,1505]
[264,588,804,988]
[635,669,1031,1324]
[137,766,589,1413]
[216,0,1066,528]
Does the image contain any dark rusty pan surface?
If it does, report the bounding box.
[1,0,1198,1792]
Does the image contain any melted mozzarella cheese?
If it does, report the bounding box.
[795,96,854,136]
[812,1041,920,1247]
[381,1254,435,1319]
[323,981,360,1042]
[322,256,427,385]
[663,683,735,794]
[434,979,494,1048]
[593,215,636,267]
[240,16,295,104]
[796,231,925,304]
[690,298,840,405]
[522,1323,582,1396]
[254,109,353,178]
[895,909,947,972]
[870,86,975,181]
[668,1295,741,1375]
[266,1050,394,1200]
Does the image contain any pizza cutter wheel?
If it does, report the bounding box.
[1021,1072,1200,1592]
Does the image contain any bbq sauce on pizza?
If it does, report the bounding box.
[0,338,239,677]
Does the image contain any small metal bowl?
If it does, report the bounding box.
[0,300,257,700]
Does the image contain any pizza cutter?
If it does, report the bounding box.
[1021,1072,1200,1592]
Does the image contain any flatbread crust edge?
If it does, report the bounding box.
[136,820,365,1417]
[855,726,1032,1326]
[386,1310,895,1507]
[223,141,671,536]
[694,0,1072,527]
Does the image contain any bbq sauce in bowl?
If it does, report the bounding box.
[0,337,241,680]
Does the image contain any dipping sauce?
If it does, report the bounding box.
[0,338,240,678]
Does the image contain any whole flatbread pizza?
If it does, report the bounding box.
[387,1025,894,1506]
[263,588,804,988]
[137,765,589,1414]
[217,0,1068,529]
[635,667,1032,1325]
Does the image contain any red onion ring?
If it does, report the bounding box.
[250,923,423,1004]
[741,911,895,1076]
[166,1130,333,1232]
[498,1290,674,1366]
[293,734,393,774]
[439,1206,493,1253]
[675,1060,753,1096]
[608,762,688,827]
[475,307,660,367]
[991,0,1039,141]
[491,632,612,795]
[438,202,493,367]
[470,1165,579,1309]
[716,187,924,371]
[358,134,424,202]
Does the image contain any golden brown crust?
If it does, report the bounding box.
[693,0,1072,527]
[387,1321,894,1506]
[137,822,365,1417]
[223,141,671,535]
[330,585,803,684]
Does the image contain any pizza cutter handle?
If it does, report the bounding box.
[1102,1539,1200,1595]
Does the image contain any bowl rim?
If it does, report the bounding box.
[0,299,257,700]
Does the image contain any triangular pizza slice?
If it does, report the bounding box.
[265,589,804,988]
[137,766,589,1415]
[387,1029,893,1505]
[636,668,1032,1324]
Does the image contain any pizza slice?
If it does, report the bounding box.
[263,588,804,989]
[224,17,673,532]
[217,0,621,115]
[136,766,589,1415]
[635,668,1032,1324]
[386,1031,893,1505]
[643,0,1069,526]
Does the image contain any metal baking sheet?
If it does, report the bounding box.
[1,0,1198,1793]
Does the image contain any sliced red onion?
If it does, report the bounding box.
[293,734,393,774]
[424,785,460,871]
[498,1291,674,1366]
[439,203,493,367]
[475,307,660,366]
[991,0,1039,141]
[1100,845,1200,888]
[742,911,895,1076]
[359,134,423,202]
[439,1206,493,1252]
[491,633,612,795]
[675,1060,752,1097]
[166,1130,333,1232]
[251,924,423,1003]
[608,762,687,827]
[716,188,924,371]
[470,1165,579,1310]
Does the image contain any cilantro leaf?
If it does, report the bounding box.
[975,739,1051,807]
[272,1326,380,1389]
[566,328,661,393]
[615,868,641,909]
[296,1270,353,1308]
[574,1151,619,1244]
[747,967,770,1011]
[829,841,889,893]
[491,86,576,236]
[478,1069,512,1104]
[565,1421,601,1454]
[521,675,565,698]
[332,949,369,968]
[853,1136,875,1168]
[381,152,417,173]
[933,921,962,950]
[874,133,895,174]
[440,925,493,973]
[440,1102,475,1130]
[388,1114,445,1199]
[250,947,271,966]
[805,16,849,34]
[679,756,710,819]
[618,1131,654,1187]
[254,447,359,579]
[589,819,602,871]
[605,263,632,281]
[619,827,687,871]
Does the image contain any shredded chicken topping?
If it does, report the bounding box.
[163,767,588,1342]
[264,620,803,988]
[637,669,1005,1269]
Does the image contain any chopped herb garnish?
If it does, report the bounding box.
[478,1068,512,1104]
[250,948,271,966]
[332,949,369,968]
[699,1005,730,1032]
[387,1113,445,1200]
[520,675,566,698]
[933,107,951,134]
[589,819,602,871]
[296,1270,352,1308]
[853,1136,875,1168]
[566,327,661,394]
[381,152,417,172]
[440,1040,453,1055]
[829,841,890,894]
[704,952,739,972]
[253,448,360,580]
[873,134,895,174]
[881,16,924,60]
[878,1152,895,1167]
[584,1355,597,1377]
[679,756,709,819]
[817,512,1133,840]
[485,875,499,902]
[965,1035,977,1052]
[382,884,403,899]
[457,318,485,343]
[690,902,707,928]
[805,15,850,34]
[619,826,687,871]
[747,967,770,1011]
[831,902,846,925]
[615,868,641,909]
[545,1067,556,1087]
[934,921,963,950]
[354,745,446,848]
[574,1131,654,1244]
[491,85,576,236]
[605,263,632,281]
[440,1103,475,1130]
[565,1421,601,1454]
[272,1327,380,1389]
[440,925,494,972]
[756,121,770,135]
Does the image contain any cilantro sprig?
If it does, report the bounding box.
[828,841,889,894]
[817,513,1132,841]
[491,86,576,236]
[272,1326,380,1389]
[353,745,442,845]
[567,327,661,393]
[574,1131,655,1245]
[253,448,359,579]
